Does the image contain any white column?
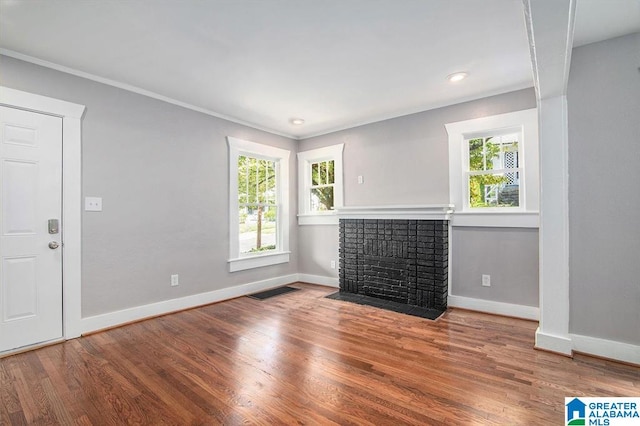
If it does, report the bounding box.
[535,95,572,355]
[523,0,575,356]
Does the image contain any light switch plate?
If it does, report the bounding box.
[85,197,102,212]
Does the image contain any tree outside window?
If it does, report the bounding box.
[310,160,335,211]
[238,155,277,254]
[467,134,520,208]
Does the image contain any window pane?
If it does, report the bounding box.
[239,205,277,254]
[469,173,519,207]
[468,138,485,171]
[311,162,319,185]
[248,157,258,204]
[311,160,336,186]
[266,159,276,204]
[256,159,275,203]
[327,160,335,184]
[238,156,248,203]
[502,141,519,169]
[259,159,266,203]
[310,186,334,211]
[484,138,501,171]
[468,137,518,172]
[239,156,277,205]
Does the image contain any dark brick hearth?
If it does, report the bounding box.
[339,219,448,312]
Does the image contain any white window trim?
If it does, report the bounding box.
[227,137,290,272]
[445,108,539,228]
[297,143,344,225]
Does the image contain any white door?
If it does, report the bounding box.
[0,105,63,352]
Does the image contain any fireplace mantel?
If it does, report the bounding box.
[336,204,454,220]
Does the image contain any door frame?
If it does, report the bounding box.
[0,85,85,340]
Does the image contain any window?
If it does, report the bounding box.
[310,159,335,212]
[238,156,277,254]
[466,133,521,208]
[446,109,539,227]
[297,144,344,225]
[228,137,290,272]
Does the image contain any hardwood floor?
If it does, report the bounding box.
[1,283,638,425]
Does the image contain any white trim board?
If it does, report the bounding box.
[336,204,454,220]
[0,86,85,340]
[81,274,300,334]
[297,274,339,288]
[448,294,539,321]
[0,49,294,140]
[571,334,640,366]
[535,321,638,366]
[34,261,639,366]
[80,273,339,335]
[535,328,573,356]
[452,212,539,228]
[298,214,339,225]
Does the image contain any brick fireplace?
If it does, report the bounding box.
[337,206,452,313]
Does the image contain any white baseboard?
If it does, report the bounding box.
[535,327,573,356]
[75,274,639,366]
[448,294,539,320]
[297,273,339,287]
[80,274,299,335]
[571,333,640,365]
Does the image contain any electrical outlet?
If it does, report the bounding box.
[357,175,364,184]
[85,197,102,211]
[482,274,491,287]
[171,274,179,287]
[330,260,336,269]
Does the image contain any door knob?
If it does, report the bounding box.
[48,241,60,249]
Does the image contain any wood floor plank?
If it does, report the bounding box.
[0,283,638,425]
[40,377,76,425]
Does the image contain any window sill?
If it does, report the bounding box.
[297,213,339,225]
[451,211,539,228]
[228,251,291,272]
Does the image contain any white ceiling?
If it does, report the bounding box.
[1,0,638,139]
[573,0,640,47]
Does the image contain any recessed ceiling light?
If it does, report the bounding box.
[447,72,468,83]
[290,118,305,125]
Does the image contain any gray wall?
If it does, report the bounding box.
[298,89,540,308]
[298,225,339,278]
[0,55,299,317]
[452,227,538,306]
[300,89,536,206]
[0,53,541,317]
[568,33,640,345]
